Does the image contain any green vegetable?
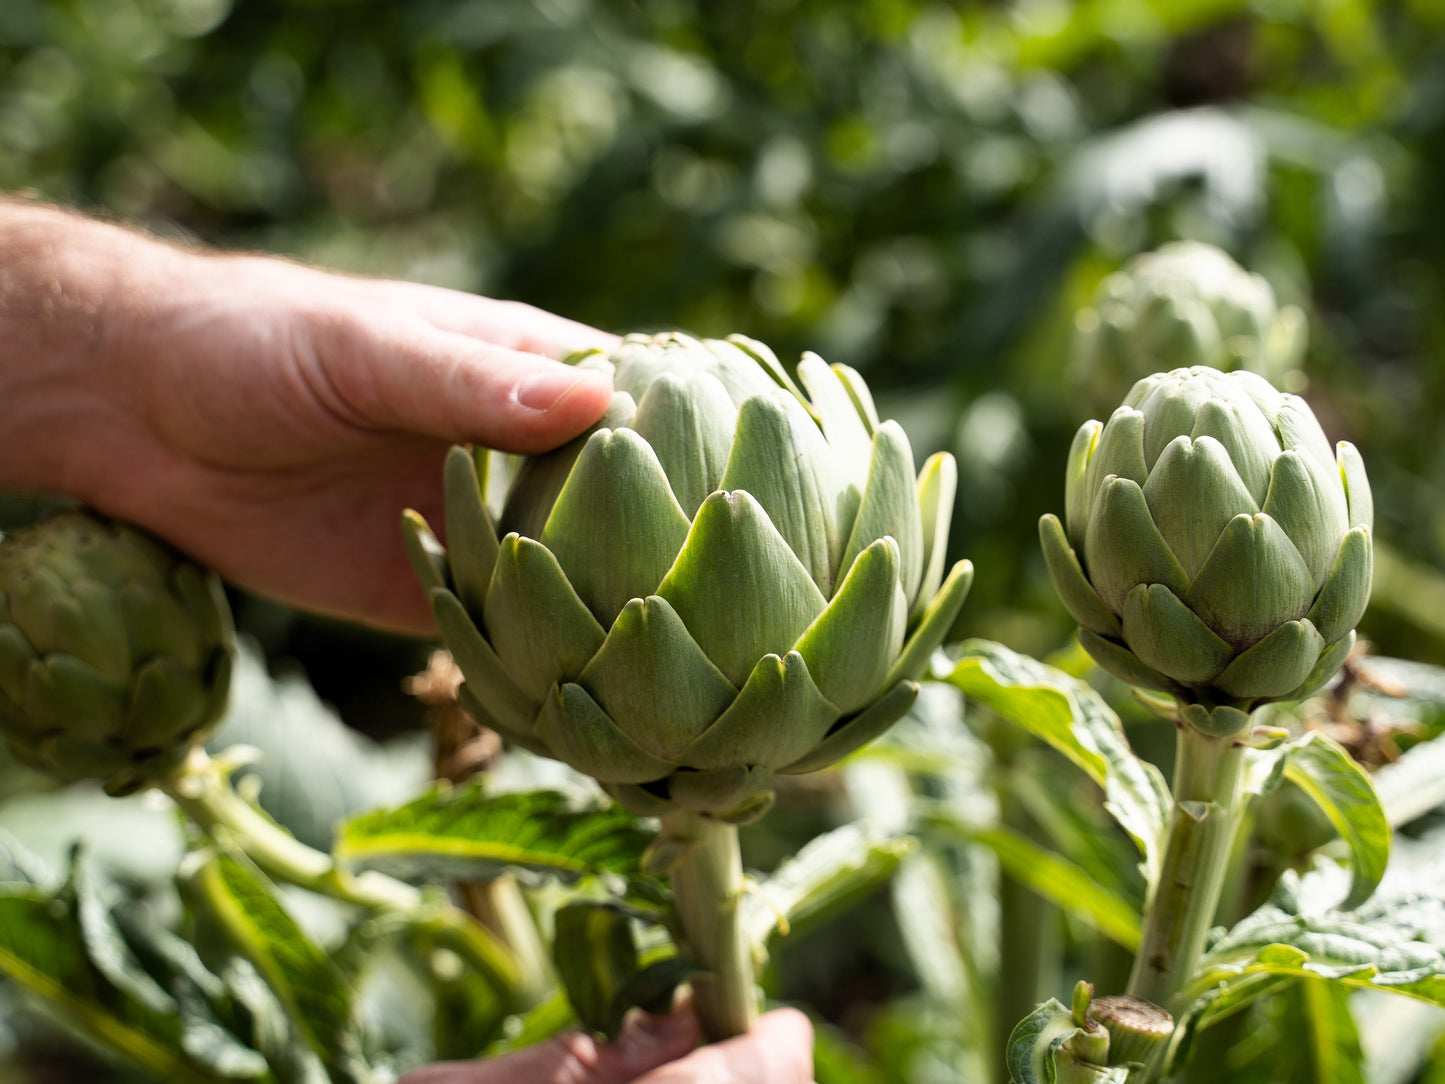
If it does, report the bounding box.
[1040,366,1371,733]
[1074,242,1306,401]
[405,332,972,819]
[0,512,234,794]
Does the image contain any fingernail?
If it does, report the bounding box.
[516,368,609,412]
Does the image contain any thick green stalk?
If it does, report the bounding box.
[161,749,522,998]
[661,809,758,1041]
[1127,723,1247,1011]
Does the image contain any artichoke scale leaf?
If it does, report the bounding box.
[1065,419,1103,546]
[456,683,551,758]
[484,534,606,702]
[61,580,133,678]
[173,564,232,647]
[657,490,827,688]
[534,683,676,784]
[602,782,675,818]
[0,624,38,704]
[778,680,918,776]
[1039,516,1121,639]
[1212,619,1325,700]
[1337,442,1373,531]
[696,337,788,406]
[678,650,840,771]
[444,446,500,617]
[885,559,974,686]
[1081,478,1190,613]
[1261,449,1350,590]
[793,537,906,713]
[1189,397,1277,505]
[401,510,450,597]
[834,364,881,432]
[667,766,774,816]
[1306,527,1372,645]
[720,391,846,595]
[1082,411,1148,520]
[577,595,737,761]
[723,334,806,402]
[429,587,538,737]
[838,421,925,602]
[631,371,737,517]
[797,354,873,492]
[118,580,204,668]
[1142,435,1259,580]
[1076,629,1183,696]
[25,655,126,740]
[539,427,692,628]
[1121,583,1234,686]
[1285,632,1356,700]
[500,391,639,541]
[914,452,958,619]
[1134,378,1215,468]
[6,564,67,652]
[1185,513,1315,651]
[126,655,209,748]
[1274,398,1338,475]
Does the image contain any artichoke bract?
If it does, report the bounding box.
[1040,366,1371,734]
[404,332,972,820]
[1073,242,1306,402]
[0,512,234,794]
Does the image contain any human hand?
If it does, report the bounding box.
[0,202,615,633]
[399,1007,814,1084]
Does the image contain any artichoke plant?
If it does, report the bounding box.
[1073,242,1306,405]
[0,511,234,794]
[404,332,972,821]
[1040,366,1371,734]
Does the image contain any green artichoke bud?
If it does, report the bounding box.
[1073,242,1307,406]
[0,512,235,794]
[404,332,972,820]
[1040,366,1371,729]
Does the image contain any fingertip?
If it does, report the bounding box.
[507,365,614,451]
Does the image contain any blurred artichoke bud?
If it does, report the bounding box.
[404,332,972,820]
[0,512,234,794]
[1073,242,1307,408]
[1040,366,1371,734]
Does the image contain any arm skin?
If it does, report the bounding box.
[0,198,615,635]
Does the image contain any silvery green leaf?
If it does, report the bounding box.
[793,537,906,713]
[630,370,736,517]
[539,427,691,626]
[838,421,924,601]
[679,651,837,770]
[657,490,826,687]
[1083,477,1189,613]
[1307,527,1373,645]
[1213,619,1324,700]
[578,595,736,760]
[915,452,958,617]
[779,681,918,775]
[1039,516,1121,639]
[444,445,500,618]
[886,559,974,686]
[1185,513,1314,650]
[534,683,674,784]
[1121,582,1233,685]
[1142,434,1258,579]
[485,535,606,702]
[1261,448,1350,590]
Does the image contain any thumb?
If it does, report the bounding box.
[321,316,615,453]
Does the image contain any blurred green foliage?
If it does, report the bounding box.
[7,0,1445,668]
[9,3,1445,1077]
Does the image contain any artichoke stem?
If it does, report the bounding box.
[1126,721,1247,1015]
[459,875,551,1006]
[160,748,524,998]
[662,809,758,1041]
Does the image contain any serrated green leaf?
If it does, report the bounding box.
[931,818,1141,951]
[552,901,641,1039]
[939,640,1171,887]
[187,852,356,1073]
[1280,733,1390,909]
[743,822,916,946]
[335,784,654,882]
[0,888,226,1084]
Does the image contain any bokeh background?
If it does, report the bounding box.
[6,0,1445,1079]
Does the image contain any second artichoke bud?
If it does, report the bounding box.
[405,333,973,820]
[1041,366,1372,733]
